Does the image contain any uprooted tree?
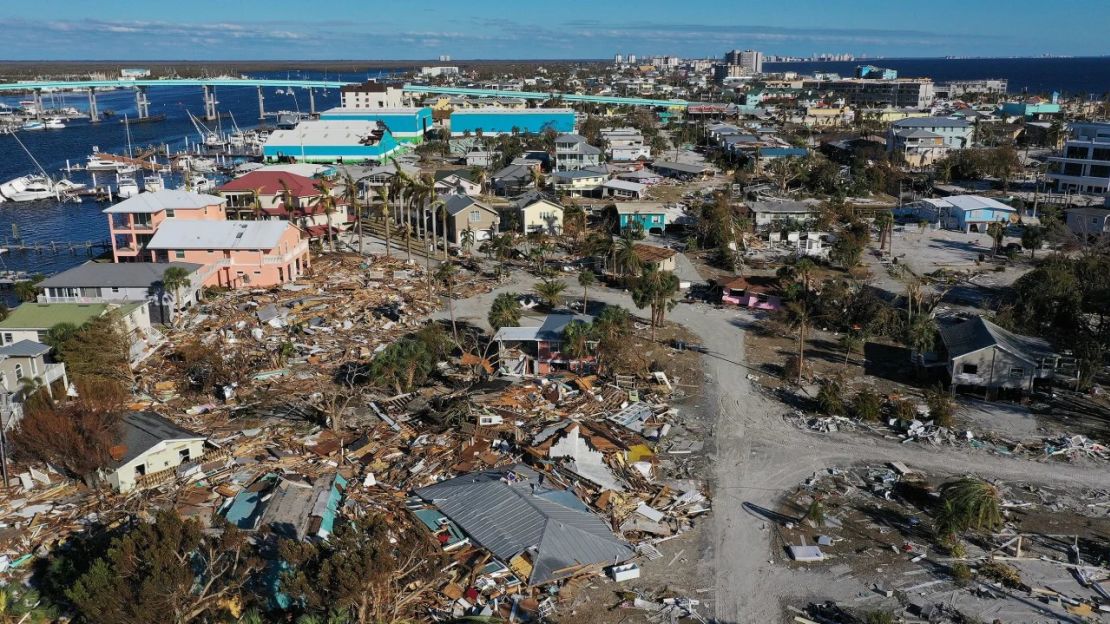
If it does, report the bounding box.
[58,511,260,624]
[10,391,123,481]
[279,515,442,624]
[52,312,134,395]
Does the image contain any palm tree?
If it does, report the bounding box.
[614,231,641,277]
[432,198,449,260]
[874,211,893,252]
[435,262,460,342]
[488,292,523,331]
[340,172,364,255]
[936,477,1003,537]
[161,266,192,321]
[630,267,681,342]
[561,319,595,360]
[461,225,476,257]
[533,278,567,310]
[43,322,79,349]
[578,269,596,312]
[248,186,265,221]
[778,300,812,382]
[593,305,631,373]
[906,314,937,364]
[312,179,338,252]
[278,179,298,227]
[390,158,414,261]
[375,185,392,258]
[530,167,545,190]
[987,221,1005,256]
[13,279,39,303]
[839,332,864,366]
[469,166,488,195]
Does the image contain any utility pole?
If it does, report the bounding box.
[0,394,13,490]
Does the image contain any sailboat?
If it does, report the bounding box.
[0,132,85,202]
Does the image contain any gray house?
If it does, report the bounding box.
[413,465,632,586]
[37,261,204,324]
[938,316,1058,395]
[0,340,70,430]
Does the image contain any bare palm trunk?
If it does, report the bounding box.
[440,211,448,260]
[582,286,588,311]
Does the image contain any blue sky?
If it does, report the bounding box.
[4,0,1107,60]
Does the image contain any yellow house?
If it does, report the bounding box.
[804,106,854,127]
[104,411,208,492]
[517,194,565,235]
[859,108,931,124]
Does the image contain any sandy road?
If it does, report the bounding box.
[438,264,1108,623]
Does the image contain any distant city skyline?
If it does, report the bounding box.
[3,0,1107,61]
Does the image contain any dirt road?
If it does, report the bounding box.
[440,264,1108,622]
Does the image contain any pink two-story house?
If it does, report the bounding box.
[104,190,227,263]
[145,220,310,288]
[102,190,309,289]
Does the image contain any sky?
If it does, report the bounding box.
[3,0,1108,61]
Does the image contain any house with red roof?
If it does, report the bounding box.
[217,170,352,238]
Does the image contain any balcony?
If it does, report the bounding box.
[262,240,310,265]
[43,362,67,386]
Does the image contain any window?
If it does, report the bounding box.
[1,333,10,345]
[469,210,482,222]
[178,448,191,462]
[961,363,978,374]
[111,287,120,293]
[14,364,23,380]
[165,209,175,218]
[175,250,185,259]
[1009,367,1025,379]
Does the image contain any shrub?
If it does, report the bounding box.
[978,561,1023,589]
[892,399,917,422]
[950,562,972,586]
[816,378,845,415]
[852,389,882,421]
[924,384,955,427]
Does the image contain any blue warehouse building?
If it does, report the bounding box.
[262,121,402,164]
[450,108,576,137]
[317,107,434,143]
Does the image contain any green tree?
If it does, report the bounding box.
[577,269,596,312]
[934,477,1003,539]
[43,322,80,349]
[14,276,43,303]
[613,230,642,277]
[593,305,631,373]
[279,516,441,624]
[161,266,192,321]
[487,292,523,331]
[65,511,258,624]
[630,267,680,342]
[533,278,567,310]
[340,172,365,255]
[561,319,595,360]
[925,384,955,427]
[1020,225,1044,259]
[905,314,938,363]
[374,185,392,258]
[435,262,459,342]
[460,225,476,257]
[312,179,339,252]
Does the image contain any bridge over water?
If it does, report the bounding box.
[0,78,688,121]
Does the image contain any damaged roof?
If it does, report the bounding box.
[111,411,205,468]
[939,316,1056,363]
[414,464,632,585]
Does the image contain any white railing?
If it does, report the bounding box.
[43,362,67,385]
[262,240,309,265]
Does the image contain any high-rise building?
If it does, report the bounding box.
[614,53,624,65]
[628,54,637,64]
[739,50,763,74]
[723,49,763,73]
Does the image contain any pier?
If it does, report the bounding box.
[1,239,112,256]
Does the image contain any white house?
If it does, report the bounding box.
[103,411,208,493]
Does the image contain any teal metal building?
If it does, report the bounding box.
[317,107,434,143]
[450,108,576,136]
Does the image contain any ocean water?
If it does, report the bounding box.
[765,56,1110,96]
